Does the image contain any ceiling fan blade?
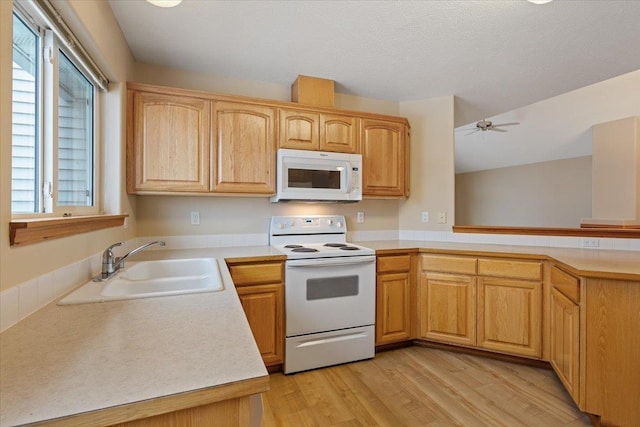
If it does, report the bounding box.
[492,122,520,128]
[464,129,480,136]
[455,127,476,132]
[489,127,507,132]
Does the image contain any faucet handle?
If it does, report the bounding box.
[106,242,123,253]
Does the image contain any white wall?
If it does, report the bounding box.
[456,156,592,227]
[398,96,455,231]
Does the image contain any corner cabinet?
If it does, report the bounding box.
[127,90,211,193]
[213,102,276,194]
[375,253,416,345]
[361,119,409,198]
[227,260,284,367]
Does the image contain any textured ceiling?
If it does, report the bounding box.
[108,0,640,127]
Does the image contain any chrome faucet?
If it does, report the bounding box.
[97,241,166,280]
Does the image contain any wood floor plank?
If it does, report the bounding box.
[262,347,591,427]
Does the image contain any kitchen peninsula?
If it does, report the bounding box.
[1,242,638,426]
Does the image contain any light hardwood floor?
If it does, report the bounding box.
[262,346,592,426]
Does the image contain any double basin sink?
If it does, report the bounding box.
[59,258,224,305]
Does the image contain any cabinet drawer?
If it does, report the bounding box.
[228,263,283,286]
[421,254,476,275]
[550,266,580,304]
[378,255,411,273]
[478,258,542,281]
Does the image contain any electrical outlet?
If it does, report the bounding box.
[437,211,447,224]
[356,212,365,223]
[190,211,200,225]
[421,211,429,223]
[582,238,600,249]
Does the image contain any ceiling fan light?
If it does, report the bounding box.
[146,0,183,7]
[527,0,553,4]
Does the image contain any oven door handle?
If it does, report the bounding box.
[287,256,376,268]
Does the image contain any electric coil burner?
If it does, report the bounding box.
[270,215,376,374]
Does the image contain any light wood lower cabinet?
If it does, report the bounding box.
[236,284,284,366]
[549,287,580,404]
[418,272,476,346]
[477,277,542,358]
[227,261,284,367]
[376,254,415,345]
[584,278,640,427]
[419,254,543,359]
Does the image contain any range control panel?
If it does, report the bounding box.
[270,215,346,236]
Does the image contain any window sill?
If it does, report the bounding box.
[9,214,128,247]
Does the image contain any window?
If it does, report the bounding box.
[11,4,103,216]
[11,13,39,214]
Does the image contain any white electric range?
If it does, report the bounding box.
[270,215,376,374]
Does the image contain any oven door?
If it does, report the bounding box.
[285,255,376,337]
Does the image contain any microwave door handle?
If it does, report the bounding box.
[345,162,352,192]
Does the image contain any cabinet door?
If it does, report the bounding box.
[419,272,476,346]
[128,91,210,193]
[477,277,542,358]
[320,114,359,153]
[360,119,407,197]
[376,272,412,345]
[213,102,276,193]
[550,287,580,405]
[278,109,319,150]
[236,283,284,366]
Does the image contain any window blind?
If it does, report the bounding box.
[20,0,109,91]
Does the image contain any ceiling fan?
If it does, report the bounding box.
[459,119,520,135]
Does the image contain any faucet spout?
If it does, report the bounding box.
[98,241,166,280]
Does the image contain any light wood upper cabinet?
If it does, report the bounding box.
[477,276,542,358]
[376,254,414,345]
[320,114,359,153]
[278,110,359,154]
[213,101,276,194]
[278,109,320,150]
[127,83,409,197]
[360,119,408,198]
[419,272,477,346]
[127,91,211,193]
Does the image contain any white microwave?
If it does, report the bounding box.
[271,149,362,202]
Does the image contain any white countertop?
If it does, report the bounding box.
[360,240,640,280]
[0,247,280,426]
[1,241,638,426]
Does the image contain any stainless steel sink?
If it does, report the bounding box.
[58,258,224,305]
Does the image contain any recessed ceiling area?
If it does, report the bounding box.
[108,0,640,127]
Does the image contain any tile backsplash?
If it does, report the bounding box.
[2,230,638,333]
